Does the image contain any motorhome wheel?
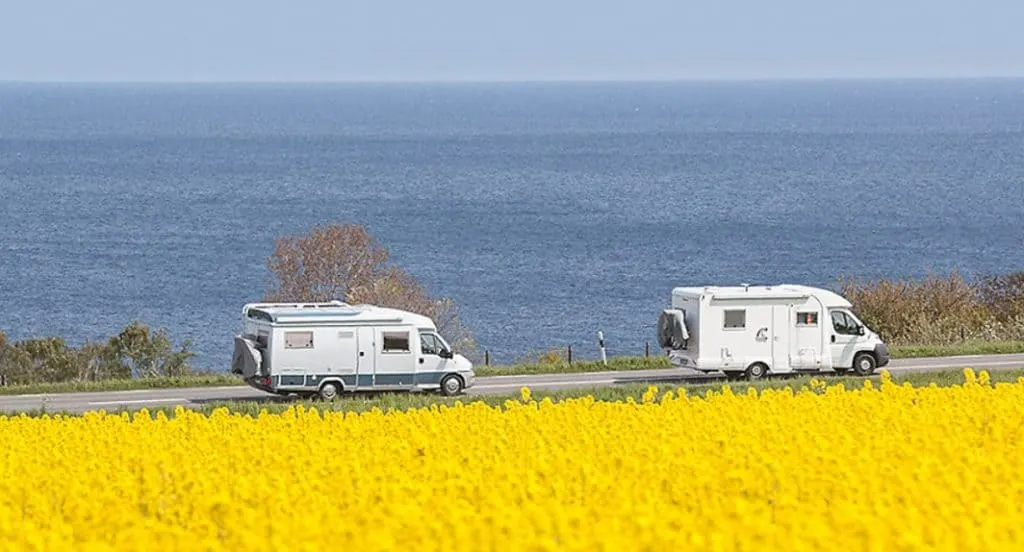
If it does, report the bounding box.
[745,362,768,381]
[440,374,464,396]
[318,381,340,401]
[853,353,877,376]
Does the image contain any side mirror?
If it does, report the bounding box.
[439,349,453,359]
[857,325,866,336]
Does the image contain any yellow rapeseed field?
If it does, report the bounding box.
[2,369,1024,551]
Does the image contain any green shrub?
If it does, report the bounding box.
[0,322,193,387]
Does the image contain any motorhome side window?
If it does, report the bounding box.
[284,331,313,349]
[382,331,411,353]
[723,309,745,329]
[796,312,818,326]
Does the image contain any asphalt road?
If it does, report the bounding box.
[1,353,1021,415]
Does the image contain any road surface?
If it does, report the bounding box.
[1,353,1020,415]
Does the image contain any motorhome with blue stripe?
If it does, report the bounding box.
[231,301,475,399]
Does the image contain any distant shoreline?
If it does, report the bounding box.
[4,75,1024,86]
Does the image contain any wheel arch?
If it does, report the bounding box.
[318,377,346,393]
[855,349,878,364]
[439,372,466,395]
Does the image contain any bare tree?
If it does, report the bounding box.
[265,223,391,302]
[264,223,478,358]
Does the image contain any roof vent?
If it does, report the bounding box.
[741,282,750,291]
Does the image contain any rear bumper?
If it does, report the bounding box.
[667,350,699,369]
[245,375,277,394]
[874,343,891,367]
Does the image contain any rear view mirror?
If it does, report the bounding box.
[439,349,453,359]
[857,326,866,336]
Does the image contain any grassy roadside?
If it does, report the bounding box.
[2,340,1023,396]
[11,366,1024,419]
[196,366,1024,418]
[472,340,1024,376]
[0,374,244,396]
[886,341,1024,359]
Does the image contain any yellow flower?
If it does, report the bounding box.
[1,367,1023,551]
[979,370,991,386]
[879,369,892,385]
[963,367,977,385]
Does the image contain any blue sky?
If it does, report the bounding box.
[1,0,1022,81]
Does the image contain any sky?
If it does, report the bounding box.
[1,0,1022,82]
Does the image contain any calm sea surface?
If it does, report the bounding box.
[1,80,1023,369]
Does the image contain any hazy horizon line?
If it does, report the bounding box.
[3,73,1024,86]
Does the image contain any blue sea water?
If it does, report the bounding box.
[1,80,1023,370]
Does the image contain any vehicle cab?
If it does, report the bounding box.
[827,307,890,375]
[417,328,475,394]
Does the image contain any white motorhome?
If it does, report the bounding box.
[231,301,475,399]
[657,284,890,380]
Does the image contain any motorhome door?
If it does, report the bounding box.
[356,326,376,389]
[416,330,449,384]
[373,327,416,388]
[770,305,791,372]
[792,309,826,370]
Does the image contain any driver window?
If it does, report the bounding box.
[420,332,441,355]
[830,311,858,335]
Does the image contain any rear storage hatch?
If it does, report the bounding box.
[231,336,263,378]
[658,309,690,349]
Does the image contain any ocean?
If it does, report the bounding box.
[1,79,1023,370]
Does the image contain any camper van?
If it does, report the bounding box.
[657,284,889,380]
[231,301,475,399]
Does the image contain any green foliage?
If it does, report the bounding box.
[104,321,193,378]
[0,322,194,387]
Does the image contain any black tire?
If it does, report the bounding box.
[318,381,341,401]
[745,362,769,381]
[853,353,877,376]
[439,374,465,396]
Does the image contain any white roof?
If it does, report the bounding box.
[243,301,437,328]
[672,284,852,308]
